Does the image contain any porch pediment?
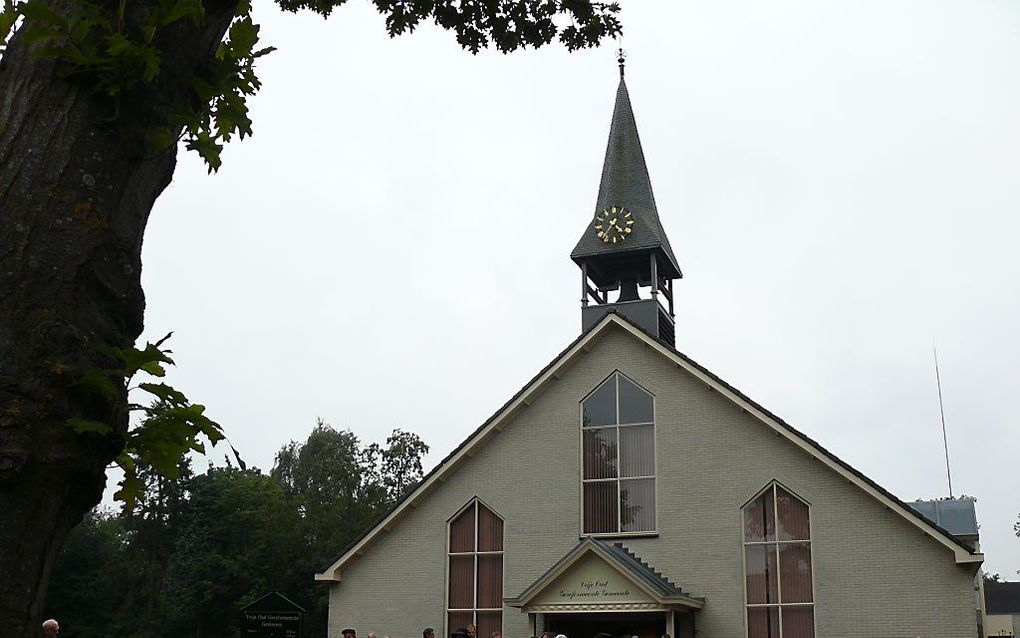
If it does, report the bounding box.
[506,538,703,613]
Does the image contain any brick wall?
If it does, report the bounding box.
[325,325,977,638]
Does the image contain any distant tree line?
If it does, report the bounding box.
[45,421,429,638]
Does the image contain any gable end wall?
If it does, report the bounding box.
[327,326,976,638]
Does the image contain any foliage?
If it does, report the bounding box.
[379,427,430,500]
[5,0,273,170]
[2,0,619,170]
[160,465,304,638]
[46,510,133,637]
[46,423,431,638]
[272,420,428,546]
[67,333,240,509]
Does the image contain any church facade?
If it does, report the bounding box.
[316,67,984,638]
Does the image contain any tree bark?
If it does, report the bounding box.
[0,1,237,635]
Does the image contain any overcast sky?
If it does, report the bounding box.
[133,1,1019,576]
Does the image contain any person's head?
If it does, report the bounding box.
[466,625,476,638]
[424,628,435,638]
[491,632,502,638]
[452,628,470,638]
[42,619,59,637]
[367,631,378,638]
[342,629,357,638]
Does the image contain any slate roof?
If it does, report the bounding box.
[507,537,702,606]
[985,581,1020,615]
[571,75,682,280]
[600,540,695,600]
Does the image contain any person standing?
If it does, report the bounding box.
[424,628,435,638]
[466,624,476,638]
[41,619,59,637]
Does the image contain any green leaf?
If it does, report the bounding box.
[18,25,66,45]
[1,1,19,43]
[74,369,120,396]
[104,31,131,55]
[121,341,174,376]
[113,457,144,510]
[67,418,113,434]
[227,16,259,58]
[186,74,218,102]
[185,132,223,172]
[140,44,161,81]
[159,0,204,27]
[20,0,66,26]
[138,382,188,405]
[140,360,167,376]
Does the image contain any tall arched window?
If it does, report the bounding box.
[448,500,503,638]
[742,483,814,638]
[581,372,655,534]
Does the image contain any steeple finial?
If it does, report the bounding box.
[617,48,626,78]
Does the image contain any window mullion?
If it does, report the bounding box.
[616,422,622,534]
[615,374,621,534]
[473,502,479,617]
[773,484,784,638]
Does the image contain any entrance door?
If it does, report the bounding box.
[543,612,666,638]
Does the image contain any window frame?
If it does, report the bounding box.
[445,498,505,638]
[740,481,818,638]
[578,371,659,537]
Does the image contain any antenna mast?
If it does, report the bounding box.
[933,342,954,498]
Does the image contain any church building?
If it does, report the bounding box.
[316,62,984,638]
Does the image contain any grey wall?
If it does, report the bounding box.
[325,325,977,638]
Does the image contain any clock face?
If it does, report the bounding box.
[593,206,634,244]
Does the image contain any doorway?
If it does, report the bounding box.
[542,612,666,638]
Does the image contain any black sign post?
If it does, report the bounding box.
[241,592,304,638]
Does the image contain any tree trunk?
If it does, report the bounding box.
[0,1,237,635]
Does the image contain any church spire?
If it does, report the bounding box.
[571,60,682,345]
[571,62,681,279]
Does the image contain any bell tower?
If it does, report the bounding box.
[571,53,682,346]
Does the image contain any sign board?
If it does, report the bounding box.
[531,553,654,607]
[242,611,301,638]
[241,592,304,638]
